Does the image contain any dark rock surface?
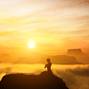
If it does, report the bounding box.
[0,71,69,89]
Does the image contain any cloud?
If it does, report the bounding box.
[0,0,89,52]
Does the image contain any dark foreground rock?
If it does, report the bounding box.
[0,71,69,89]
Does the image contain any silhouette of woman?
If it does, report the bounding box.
[44,58,52,72]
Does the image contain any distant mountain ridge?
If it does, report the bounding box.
[50,55,80,64]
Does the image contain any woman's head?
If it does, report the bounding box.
[47,58,51,63]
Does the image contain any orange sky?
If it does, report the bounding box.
[0,0,89,62]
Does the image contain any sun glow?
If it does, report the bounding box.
[28,39,36,49]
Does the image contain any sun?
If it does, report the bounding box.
[28,39,36,49]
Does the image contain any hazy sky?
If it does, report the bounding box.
[0,0,89,61]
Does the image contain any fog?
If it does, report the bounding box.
[0,64,89,89]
